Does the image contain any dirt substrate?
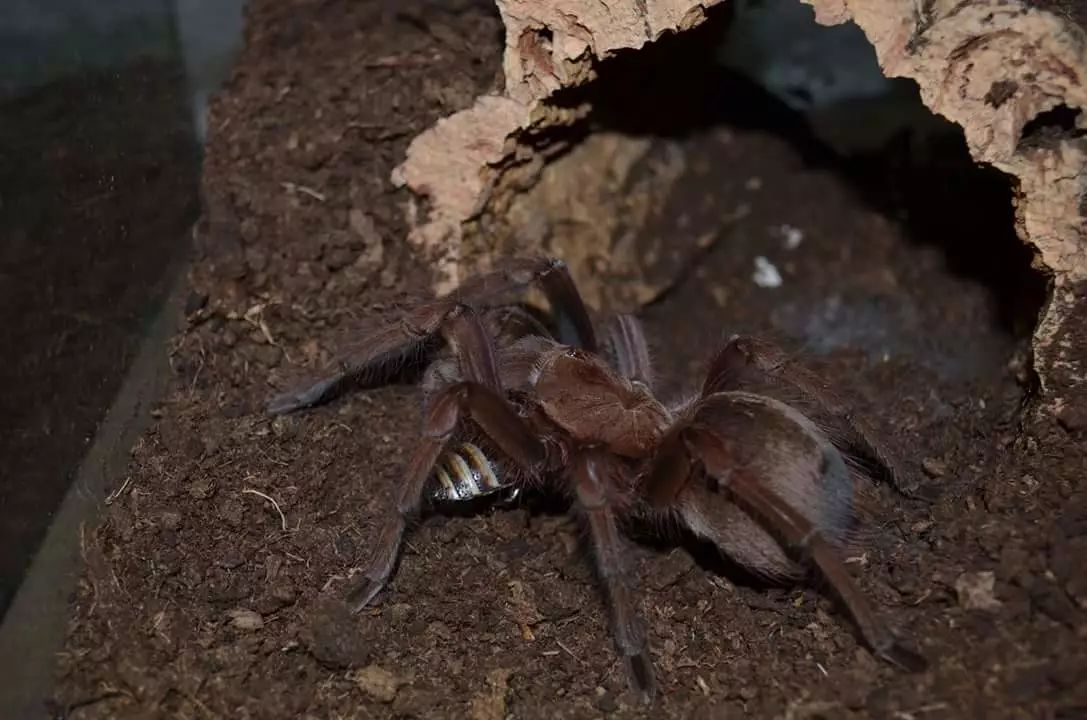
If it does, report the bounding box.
[55,1,1086,718]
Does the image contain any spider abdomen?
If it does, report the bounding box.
[428,442,514,503]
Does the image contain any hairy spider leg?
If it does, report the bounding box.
[691,431,927,671]
[345,307,546,610]
[451,256,599,353]
[268,256,596,414]
[605,314,654,390]
[572,449,656,700]
[646,391,927,672]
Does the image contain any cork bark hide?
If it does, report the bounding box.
[391,0,1087,403]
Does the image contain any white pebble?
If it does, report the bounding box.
[781,224,804,249]
[752,256,783,288]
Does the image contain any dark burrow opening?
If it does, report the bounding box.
[541,0,1048,395]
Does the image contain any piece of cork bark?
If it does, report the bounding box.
[393,0,1087,405]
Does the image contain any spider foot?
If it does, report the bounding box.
[345,574,387,614]
[623,651,658,703]
[877,640,928,673]
[268,376,342,415]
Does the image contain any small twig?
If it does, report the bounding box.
[893,702,949,720]
[254,446,290,467]
[322,573,349,593]
[280,181,326,202]
[363,52,442,68]
[284,551,307,565]
[242,303,293,363]
[62,687,130,713]
[188,353,205,396]
[241,304,282,350]
[104,475,133,505]
[555,639,582,663]
[242,488,288,531]
[314,421,353,441]
[297,186,326,202]
[343,123,411,142]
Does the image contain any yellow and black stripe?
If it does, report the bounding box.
[430,442,508,502]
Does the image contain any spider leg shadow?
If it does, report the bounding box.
[627,515,785,593]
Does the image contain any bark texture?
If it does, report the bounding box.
[393,0,1087,402]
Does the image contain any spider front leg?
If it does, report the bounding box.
[572,449,656,700]
[604,314,654,389]
[455,256,599,352]
[268,257,597,414]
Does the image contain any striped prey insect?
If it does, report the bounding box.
[267,256,926,700]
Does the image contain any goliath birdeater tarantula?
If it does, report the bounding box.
[268,257,926,698]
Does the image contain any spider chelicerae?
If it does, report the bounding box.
[268,256,926,699]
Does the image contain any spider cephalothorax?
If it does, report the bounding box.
[268,256,926,700]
